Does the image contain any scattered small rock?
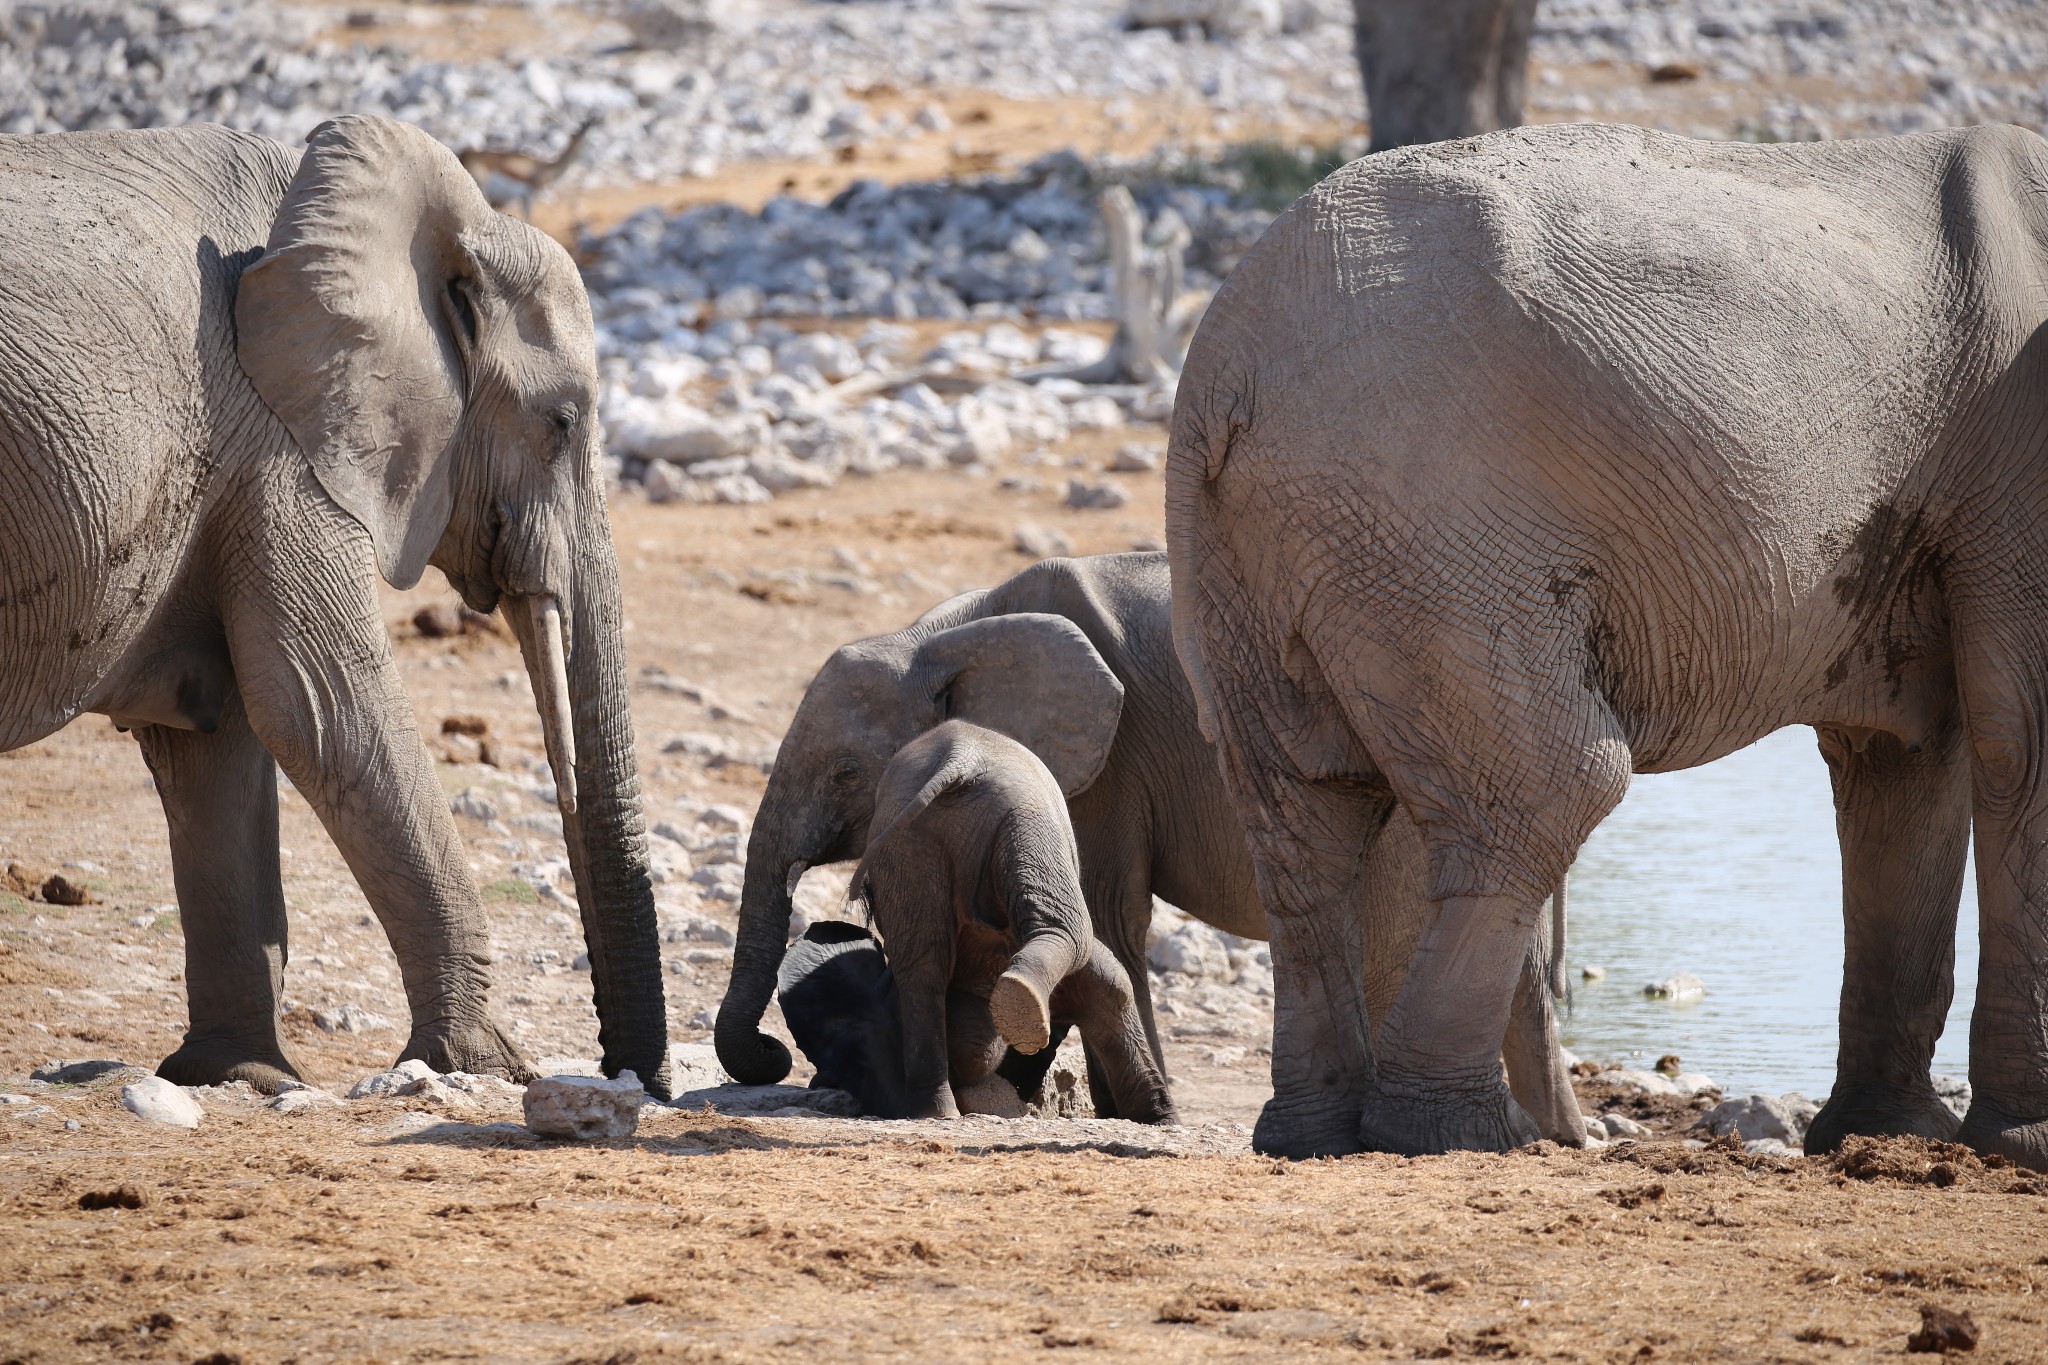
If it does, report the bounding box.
[1649,60,1703,82]
[1580,964,1606,981]
[1014,522,1075,558]
[1644,972,1705,1000]
[1065,477,1129,510]
[441,715,489,737]
[313,1003,395,1035]
[1109,442,1161,472]
[449,787,501,822]
[1600,1112,1650,1139]
[348,1059,438,1099]
[523,1072,646,1140]
[120,1076,204,1129]
[1696,1093,1819,1147]
[269,1086,343,1115]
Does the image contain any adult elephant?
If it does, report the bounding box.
[1352,0,1538,152]
[715,553,1580,1142]
[1169,121,2048,1164]
[0,117,669,1096]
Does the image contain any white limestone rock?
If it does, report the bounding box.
[348,1059,437,1099]
[524,1072,647,1140]
[120,1076,203,1129]
[314,1003,394,1035]
[1697,1092,1819,1147]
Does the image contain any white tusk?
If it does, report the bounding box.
[528,594,578,817]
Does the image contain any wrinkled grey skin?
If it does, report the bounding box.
[717,553,1580,1142]
[850,721,1174,1123]
[0,118,669,1097]
[1169,121,2048,1165]
[1352,0,1536,153]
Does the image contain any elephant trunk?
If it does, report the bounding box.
[715,802,808,1085]
[513,523,670,1098]
[988,858,1090,1057]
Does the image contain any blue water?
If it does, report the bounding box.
[1559,726,1980,1098]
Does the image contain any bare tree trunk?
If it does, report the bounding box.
[1049,186,1207,387]
[1351,0,1540,153]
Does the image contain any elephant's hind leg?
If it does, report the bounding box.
[1946,594,2048,1169]
[136,694,303,1094]
[1805,722,1969,1154]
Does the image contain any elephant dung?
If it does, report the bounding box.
[523,1072,647,1140]
[120,1076,204,1129]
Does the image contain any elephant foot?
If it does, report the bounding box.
[1357,1070,1540,1156]
[906,1083,962,1120]
[158,1035,303,1096]
[400,1020,536,1087]
[1253,1090,1366,1158]
[1957,1101,2048,1173]
[1805,1081,1961,1154]
[602,1048,674,1102]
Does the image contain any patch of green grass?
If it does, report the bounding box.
[1143,137,1362,210]
[483,877,538,905]
[0,891,31,914]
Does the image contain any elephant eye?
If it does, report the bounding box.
[548,403,579,436]
[830,757,863,787]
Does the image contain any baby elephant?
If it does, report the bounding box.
[852,721,1175,1123]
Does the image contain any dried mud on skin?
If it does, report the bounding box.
[3,1107,2048,1364]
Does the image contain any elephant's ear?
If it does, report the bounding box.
[910,614,1124,797]
[235,115,493,589]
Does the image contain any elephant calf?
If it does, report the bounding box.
[840,721,1175,1123]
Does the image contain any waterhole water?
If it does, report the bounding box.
[1559,726,1980,1098]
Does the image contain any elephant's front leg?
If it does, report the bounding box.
[1804,723,1969,1153]
[228,516,529,1082]
[138,693,302,1093]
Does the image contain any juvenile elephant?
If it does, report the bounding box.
[847,721,1173,1122]
[1170,121,2048,1164]
[0,118,669,1095]
[717,553,1582,1142]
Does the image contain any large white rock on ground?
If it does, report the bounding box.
[1148,921,1231,980]
[120,1076,203,1129]
[1697,1092,1820,1147]
[524,1072,647,1140]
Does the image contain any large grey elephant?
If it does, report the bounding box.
[0,117,670,1096]
[1168,121,2048,1164]
[1351,0,1538,152]
[716,553,1581,1141]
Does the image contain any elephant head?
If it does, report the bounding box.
[233,116,669,1093]
[716,611,1124,1086]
